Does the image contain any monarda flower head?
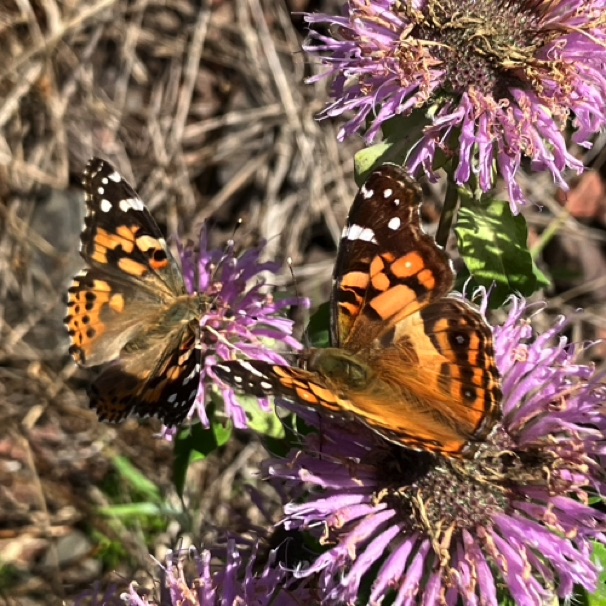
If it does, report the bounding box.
[80,541,314,606]
[266,297,606,605]
[179,227,304,429]
[305,1,606,211]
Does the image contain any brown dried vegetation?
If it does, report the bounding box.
[0,0,604,603]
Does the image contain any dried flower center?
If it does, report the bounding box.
[375,428,555,550]
[381,452,509,535]
[404,0,546,97]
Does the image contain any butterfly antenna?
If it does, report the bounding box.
[230,217,243,240]
[208,217,243,284]
[202,217,243,310]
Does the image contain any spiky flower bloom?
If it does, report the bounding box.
[305,0,606,211]
[266,298,606,605]
[181,229,303,429]
[81,541,312,606]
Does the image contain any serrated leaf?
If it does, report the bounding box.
[455,194,550,306]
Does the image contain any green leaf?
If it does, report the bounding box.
[532,261,551,289]
[111,456,161,503]
[354,141,395,181]
[455,193,551,306]
[263,411,316,458]
[98,502,181,519]
[584,542,606,606]
[354,111,432,184]
[173,419,232,498]
[306,301,331,348]
[237,394,285,438]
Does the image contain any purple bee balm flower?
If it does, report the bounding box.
[179,228,304,430]
[91,541,313,606]
[266,297,606,605]
[305,0,606,211]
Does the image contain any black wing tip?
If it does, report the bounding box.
[369,162,415,182]
[82,157,120,191]
[361,163,422,200]
[84,156,111,174]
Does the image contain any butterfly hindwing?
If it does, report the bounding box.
[89,328,200,425]
[66,266,168,367]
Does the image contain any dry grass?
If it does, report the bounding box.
[1,0,605,603]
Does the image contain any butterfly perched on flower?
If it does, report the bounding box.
[215,164,502,457]
[65,158,203,426]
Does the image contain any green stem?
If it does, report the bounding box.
[435,172,459,248]
[530,208,570,261]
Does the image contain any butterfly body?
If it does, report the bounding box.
[216,164,501,457]
[65,158,203,426]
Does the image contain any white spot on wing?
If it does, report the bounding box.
[393,198,400,206]
[108,171,122,183]
[388,217,401,231]
[383,188,393,198]
[167,393,177,403]
[181,366,199,386]
[344,223,377,244]
[100,198,113,213]
[97,186,105,195]
[119,197,145,212]
[361,185,374,200]
[260,381,273,390]
[239,361,265,378]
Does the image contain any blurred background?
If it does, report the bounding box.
[1,0,605,603]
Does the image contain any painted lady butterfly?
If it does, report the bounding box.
[215,164,502,457]
[65,158,202,426]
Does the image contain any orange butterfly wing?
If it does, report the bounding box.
[215,164,501,456]
[330,166,452,348]
[65,158,201,426]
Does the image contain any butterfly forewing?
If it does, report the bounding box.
[80,158,185,296]
[333,165,453,349]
